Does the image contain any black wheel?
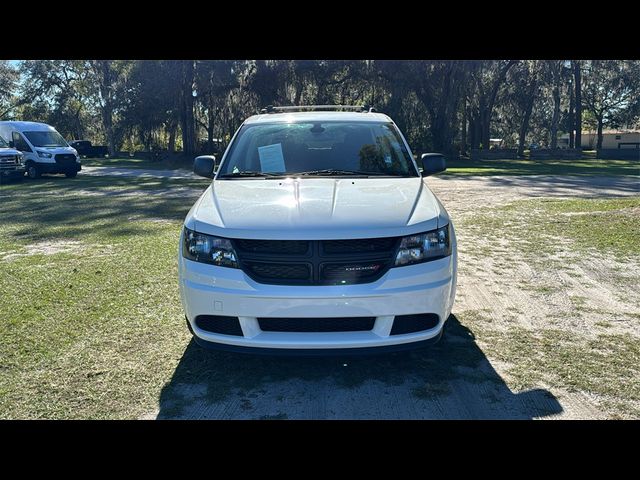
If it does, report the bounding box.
[65,170,78,178]
[26,163,40,179]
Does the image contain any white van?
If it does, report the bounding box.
[0,121,81,179]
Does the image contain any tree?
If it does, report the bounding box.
[0,61,18,118]
[18,60,91,139]
[545,61,564,149]
[582,60,640,149]
[467,60,518,150]
[88,60,128,156]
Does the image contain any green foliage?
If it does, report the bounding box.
[5,60,640,157]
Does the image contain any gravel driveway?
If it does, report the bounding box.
[134,173,637,420]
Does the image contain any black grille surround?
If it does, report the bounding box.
[258,317,376,332]
[232,238,402,286]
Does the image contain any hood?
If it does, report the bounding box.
[190,177,444,240]
[0,147,22,156]
[36,146,77,155]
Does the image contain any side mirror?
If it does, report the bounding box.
[420,153,446,176]
[193,155,216,178]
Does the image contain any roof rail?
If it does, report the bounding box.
[259,105,377,114]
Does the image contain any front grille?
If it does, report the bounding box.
[0,155,18,169]
[390,314,439,335]
[55,154,77,167]
[194,315,243,336]
[232,237,400,286]
[258,317,376,332]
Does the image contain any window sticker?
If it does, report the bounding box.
[258,143,286,172]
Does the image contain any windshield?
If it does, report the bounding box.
[218,121,418,178]
[23,130,68,148]
[0,135,7,148]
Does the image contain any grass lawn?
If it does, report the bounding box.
[83,155,639,177]
[462,197,640,259]
[1,174,638,418]
[0,175,208,419]
[457,196,640,417]
[444,157,639,176]
[81,157,193,170]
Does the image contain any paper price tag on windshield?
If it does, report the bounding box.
[258,143,285,173]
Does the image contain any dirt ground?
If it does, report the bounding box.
[141,175,638,420]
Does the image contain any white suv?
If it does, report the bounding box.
[178,106,457,354]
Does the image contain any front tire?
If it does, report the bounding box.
[26,163,40,179]
[65,171,78,178]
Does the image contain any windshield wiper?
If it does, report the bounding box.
[296,169,399,177]
[218,171,285,178]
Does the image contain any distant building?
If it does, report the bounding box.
[582,130,640,149]
[489,138,503,148]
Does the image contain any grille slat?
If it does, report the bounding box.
[234,237,399,286]
[258,317,375,332]
[322,237,397,254]
[235,239,309,255]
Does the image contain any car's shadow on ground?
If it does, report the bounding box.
[156,315,563,419]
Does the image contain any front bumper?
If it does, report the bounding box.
[179,247,457,351]
[0,167,25,178]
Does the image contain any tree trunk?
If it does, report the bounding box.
[568,80,575,148]
[517,83,537,157]
[294,79,303,105]
[167,120,177,153]
[469,112,481,150]
[596,114,604,150]
[461,99,467,156]
[550,83,561,149]
[574,61,582,149]
[430,66,454,154]
[481,60,517,149]
[180,60,196,156]
[206,110,215,154]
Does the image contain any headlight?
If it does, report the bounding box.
[394,225,451,267]
[182,227,239,268]
[37,150,52,158]
[17,154,24,165]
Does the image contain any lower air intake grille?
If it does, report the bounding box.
[258,317,376,332]
[195,315,243,336]
[390,314,439,335]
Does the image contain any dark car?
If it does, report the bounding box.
[69,140,109,158]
